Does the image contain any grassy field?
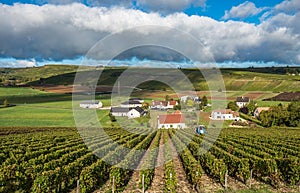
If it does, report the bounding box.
[0,65,299,128]
[0,86,293,128]
[0,87,115,127]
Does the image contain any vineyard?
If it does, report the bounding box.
[0,127,299,193]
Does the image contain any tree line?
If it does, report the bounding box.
[259,102,300,127]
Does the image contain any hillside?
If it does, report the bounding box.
[1,65,300,92]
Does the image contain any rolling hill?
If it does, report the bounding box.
[1,65,300,92]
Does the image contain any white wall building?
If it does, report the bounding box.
[128,107,146,119]
[110,107,146,118]
[211,109,240,120]
[80,101,103,109]
[236,96,250,108]
[157,112,186,129]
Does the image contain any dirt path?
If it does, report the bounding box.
[147,133,165,193]
[122,133,160,193]
[226,176,248,191]
[197,172,223,193]
[168,134,194,193]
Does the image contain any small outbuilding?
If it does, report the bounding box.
[80,100,103,109]
[211,109,240,121]
[254,107,270,118]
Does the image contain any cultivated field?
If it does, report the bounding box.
[0,66,299,193]
[0,127,299,192]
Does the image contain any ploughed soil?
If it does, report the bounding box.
[264,91,300,101]
[33,85,114,94]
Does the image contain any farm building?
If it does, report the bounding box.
[120,100,143,108]
[158,111,186,129]
[151,100,168,110]
[211,109,240,120]
[79,100,103,109]
[110,107,146,118]
[181,95,201,103]
[128,107,147,119]
[236,96,250,108]
[151,100,178,110]
[110,107,129,117]
[254,107,270,118]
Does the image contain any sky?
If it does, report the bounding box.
[0,0,300,68]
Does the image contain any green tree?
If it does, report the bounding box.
[3,99,8,107]
[165,95,170,101]
[202,95,208,106]
[227,101,239,111]
[173,105,181,110]
[109,113,116,122]
[246,101,256,115]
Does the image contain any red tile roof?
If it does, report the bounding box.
[158,114,185,124]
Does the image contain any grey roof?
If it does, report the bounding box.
[121,100,142,105]
[129,98,143,101]
[110,107,130,113]
[236,97,250,103]
[110,107,146,114]
[133,106,146,114]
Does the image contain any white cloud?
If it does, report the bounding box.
[0,3,299,66]
[275,0,300,14]
[0,58,37,68]
[222,1,265,20]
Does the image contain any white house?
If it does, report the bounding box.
[236,96,250,108]
[211,109,240,120]
[151,100,178,110]
[151,100,168,110]
[180,96,190,103]
[181,95,201,103]
[110,107,129,117]
[110,107,146,118]
[120,100,143,108]
[80,101,103,109]
[128,107,146,119]
[167,100,178,109]
[158,111,186,129]
[254,107,270,118]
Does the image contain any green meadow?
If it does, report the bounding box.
[0,87,113,127]
[0,66,299,128]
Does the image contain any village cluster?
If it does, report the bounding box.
[79,95,271,129]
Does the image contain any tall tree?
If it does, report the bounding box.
[165,95,170,101]
[246,101,256,115]
[3,99,8,107]
[227,101,239,111]
[202,95,208,106]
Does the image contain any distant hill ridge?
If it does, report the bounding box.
[0,65,300,92]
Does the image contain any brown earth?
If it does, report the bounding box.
[147,133,165,193]
[34,85,114,94]
[168,134,194,193]
[264,92,300,101]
